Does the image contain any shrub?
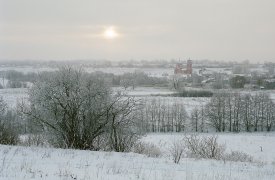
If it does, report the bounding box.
[0,123,19,145]
[223,151,253,163]
[20,134,49,147]
[169,139,185,164]
[0,97,19,145]
[169,90,213,97]
[133,142,162,158]
[184,134,225,160]
[20,67,139,150]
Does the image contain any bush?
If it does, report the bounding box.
[230,76,247,88]
[184,134,225,160]
[169,139,185,164]
[20,67,140,150]
[7,80,23,88]
[133,142,162,158]
[19,134,49,147]
[0,97,19,145]
[0,123,19,145]
[169,90,213,97]
[223,151,253,163]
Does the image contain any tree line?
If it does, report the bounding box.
[201,92,275,132]
[135,92,275,133]
[134,98,188,132]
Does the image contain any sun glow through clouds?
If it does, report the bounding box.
[103,27,119,39]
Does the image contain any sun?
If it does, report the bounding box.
[103,27,118,39]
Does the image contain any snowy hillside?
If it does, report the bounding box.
[1,133,275,180]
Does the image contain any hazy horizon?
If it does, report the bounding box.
[1,0,275,62]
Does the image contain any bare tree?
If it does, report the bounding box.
[206,93,227,132]
[0,97,19,145]
[195,91,275,133]
[191,107,200,132]
[169,138,185,164]
[20,67,139,150]
[265,98,275,131]
[242,94,253,132]
[108,94,140,152]
[135,98,188,133]
[184,134,225,160]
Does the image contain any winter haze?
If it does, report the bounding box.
[1,1,275,180]
[0,0,275,62]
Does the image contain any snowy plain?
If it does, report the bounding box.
[0,87,210,116]
[113,86,175,96]
[0,88,28,108]
[0,66,231,77]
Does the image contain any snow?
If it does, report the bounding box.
[113,87,175,96]
[0,66,174,77]
[138,96,210,115]
[0,87,274,117]
[0,66,232,77]
[112,87,210,115]
[0,88,28,108]
[267,91,275,102]
[0,87,210,115]
[0,78,9,88]
[1,133,275,180]
[86,67,174,77]
[0,66,57,74]
[142,133,275,163]
[0,67,274,179]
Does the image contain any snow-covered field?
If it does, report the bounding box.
[0,66,174,77]
[113,87,175,96]
[0,87,175,108]
[142,133,275,163]
[1,133,275,180]
[0,66,232,77]
[0,87,209,113]
[86,67,174,77]
[139,96,210,115]
[2,87,275,116]
[0,66,57,74]
[265,90,275,102]
[0,88,28,108]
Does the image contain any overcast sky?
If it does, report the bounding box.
[0,0,275,62]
